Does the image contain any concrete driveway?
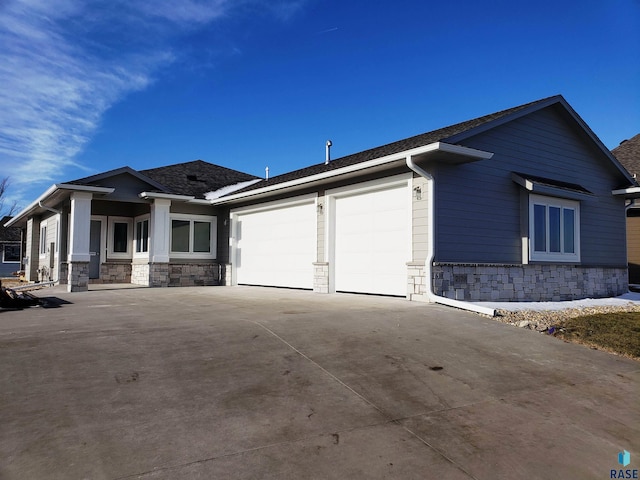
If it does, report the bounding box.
[0,286,638,479]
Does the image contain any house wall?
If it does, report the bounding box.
[0,242,21,277]
[434,105,628,267]
[25,218,39,281]
[627,210,640,284]
[31,214,60,282]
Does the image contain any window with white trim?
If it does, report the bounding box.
[39,225,47,255]
[170,214,216,258]
[529,194,580,262]
[134,216,149,254]
[107,217,133,258]
[3,244,20,263]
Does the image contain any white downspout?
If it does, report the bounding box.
[405,156,496,317]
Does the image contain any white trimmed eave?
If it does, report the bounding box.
[4,184,115,227]
[139,192,195,201]
[612,186,640,199]
[211,142,494,205]
[511,173,593,201]
[138,191,214,205]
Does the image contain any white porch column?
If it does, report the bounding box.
[150,198,171,263]
[149,198,171,286]
[67,191,92,292]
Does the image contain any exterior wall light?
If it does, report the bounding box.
[413,186,422,200]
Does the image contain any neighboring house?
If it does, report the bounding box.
[5,95,637,302]
[0,216,22,277]
[612,134,640,284]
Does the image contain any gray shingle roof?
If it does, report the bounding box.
[68,161,260,199]
[140,160,259,199]
[0,216,21,242]
[612,134,640,178]
[227,96,561,196]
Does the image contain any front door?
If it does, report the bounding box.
[89,220,101,279]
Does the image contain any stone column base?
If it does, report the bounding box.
[149,263,169,287]
[313,262,329,293]
[68,261,89,292]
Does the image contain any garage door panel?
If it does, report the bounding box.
[334,183,409,296]
[235,201,316,289]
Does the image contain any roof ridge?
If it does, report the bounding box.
[261,95,562,184]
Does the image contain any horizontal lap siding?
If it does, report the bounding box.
[435,106,627,266]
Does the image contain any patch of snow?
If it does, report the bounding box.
[205,179,261,200]
[471,292,640,312]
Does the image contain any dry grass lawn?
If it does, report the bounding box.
[552,312,640,359]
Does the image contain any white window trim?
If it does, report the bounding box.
[2,243,21,263]
[169,214,217,259]
[529,194,580,263]
[39,225,48,257]
[133,214,150,258]
[108,216,133,259]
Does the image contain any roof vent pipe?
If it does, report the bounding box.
[265,166,269,181]
[325,140,332,165]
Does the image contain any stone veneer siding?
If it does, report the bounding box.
[168,263,219,287]
[59,262,69,285]
[313,262,329,293]
[131,263,150,286]
[428,263,628,302]
[68,261,89,292]
[89,262,132,284]
[149,263,169,287]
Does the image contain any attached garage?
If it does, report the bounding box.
[231,196,317,289]
[328,175,411,296]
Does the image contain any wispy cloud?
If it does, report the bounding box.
[0,0,308,207]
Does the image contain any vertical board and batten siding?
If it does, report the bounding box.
[435,106,628,266]
[412,175,430,262]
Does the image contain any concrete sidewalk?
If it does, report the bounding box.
[0,286,638,479]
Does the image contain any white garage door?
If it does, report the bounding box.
[334,183,410,296]
[234,200,316,289]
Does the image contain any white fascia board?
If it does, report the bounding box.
[211,142,493,205]
[139,192,195,201]
[4,183,115,227]
[612,186,640,198]
[56,183,116,194]
[435,142,494,160]
[205,179,262,201]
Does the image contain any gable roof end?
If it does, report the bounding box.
[67,166,170,193]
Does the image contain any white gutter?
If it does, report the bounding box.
[212,142,493,205]
[405,154,496,317]
[613,186,640,198]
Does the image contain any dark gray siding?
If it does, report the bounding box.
[434,105,628,266]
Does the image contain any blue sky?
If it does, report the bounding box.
[1,0,639,209]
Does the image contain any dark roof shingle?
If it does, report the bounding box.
[140,160,259,199]
[612,134,640,178]
[0,216,21,242]
[228,96,559,196]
